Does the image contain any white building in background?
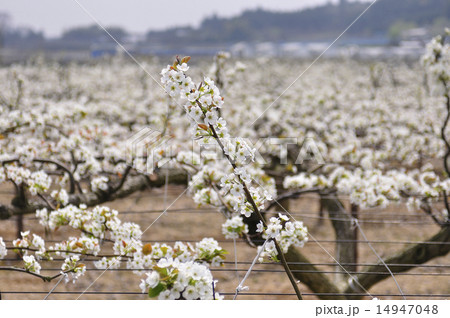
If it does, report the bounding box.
[255,42,278,57]
[279,42,309,58]
[400,28,430,47]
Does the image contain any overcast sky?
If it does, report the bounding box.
[0,0,350,37]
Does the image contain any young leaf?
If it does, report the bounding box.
[148,282,165,298]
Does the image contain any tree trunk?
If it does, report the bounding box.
[321,195,358,283]
[284,247,345,300]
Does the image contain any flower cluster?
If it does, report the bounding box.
[161,58,274,220]
[61,255,86,283]
[1,165,54,196]
[52,236,100,257]
[2,165,31,187]
[139,258,219,300]
[94,256,122,270]
[284,166,450,212]
[12,231,46,258]
[27,171,52,195]
[195,237,227,266]
[221,215,249,239]
[257,214,308,262]
[50,189,69,206]
[33,202,227,296]
[422,30,450,88]
[126,238,226,271]
[91,176,109,192]
[219,169,273,217]
[23,255,41,274]
[36,205,121,239]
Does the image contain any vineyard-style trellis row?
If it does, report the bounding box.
[0,31,449,300]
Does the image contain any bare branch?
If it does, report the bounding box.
[344,225,450,299]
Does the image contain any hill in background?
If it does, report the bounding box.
[146,0,449,46]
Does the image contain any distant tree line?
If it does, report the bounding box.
[0,0,448,51]
[145,0,450,45]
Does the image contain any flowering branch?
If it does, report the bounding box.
[161,57,304,299]
[209,124,303,298]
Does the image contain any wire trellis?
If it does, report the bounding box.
[7,207,445,225]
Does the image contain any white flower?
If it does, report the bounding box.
[221,215,248,239]
[27,171,52,195]
[157,258,173,268]
[183,285,200,300]
[256,221,264,233]
[204,110,218,126]
[145,271,160,289]
[61,255,86,283]
[177,63,189,72]
[23,255,41,274]
[91,176,109,192]
[187,105,203,123]
[0,237,7,259]
[94,257,121,270]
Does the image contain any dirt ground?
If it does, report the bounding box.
[0,183,449,300]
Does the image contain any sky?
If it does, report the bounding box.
[0,0,349,38]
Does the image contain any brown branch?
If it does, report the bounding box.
[344,225,450,299]
[37,193,57,210]
[264,188,325,211]
[0,122,68,138]
[0,267,71,282]
[110,166,132,194]
[284,247,346,300]
[420,202,448,227]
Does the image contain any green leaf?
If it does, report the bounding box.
[148,283,165,298]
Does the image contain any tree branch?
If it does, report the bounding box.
[344,225,450,299]
[0,267,71,282]
[0,169,188,219]
[284,247,346,300]
[264,188,324,211]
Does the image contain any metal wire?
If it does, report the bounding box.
[4,267,447,276]
[0,291,448,298]
[2,259,449,269]
[3,238,449,245]
[7,204,446,225]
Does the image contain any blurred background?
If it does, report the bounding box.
[0,0,449,62]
